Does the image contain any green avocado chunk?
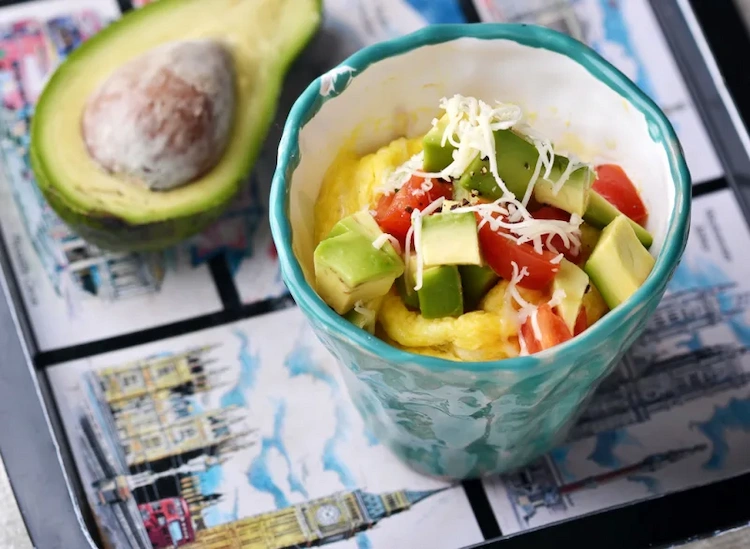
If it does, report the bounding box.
[30,0,322,252]
[552,259,589,332]
[314,229,404,315]
[584,215,655,310]
[421,212,481,267]
[459,264,499,311]
[396,257,420,310]
[583,191,653,249]
[327,211,400,261]
[418,265,464,319]
[457,130,594,216]
[423,114,454,173]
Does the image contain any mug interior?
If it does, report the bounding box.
[289,35,676,285]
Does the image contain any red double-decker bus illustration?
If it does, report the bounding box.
[138,497,195,548]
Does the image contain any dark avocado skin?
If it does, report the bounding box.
[29,0,323,252]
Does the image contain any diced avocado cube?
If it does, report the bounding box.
[421,212,481,267]
[418,265,464,319]
[584,215,655,310]
[583,191,653,249]
[396,256,420,310]
[327,211,400,261]
[423,114,454,172]
[314,231,404,314]
[552,259,590,332]
[458,130,594,216]
[459,264,499,311]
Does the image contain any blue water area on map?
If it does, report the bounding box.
[588,429,640,469]
[626,474,661,495]
[197,466,225,528]
[284,338,372,549]
[404,0,466,24]
[247,399,309,508]
[220,330,260,409]
[691,397,750,470]
[594,0,656,100]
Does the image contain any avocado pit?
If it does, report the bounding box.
[81,39,237,191]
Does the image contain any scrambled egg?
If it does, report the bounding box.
[314,136,538,361]
[314,136,424,244]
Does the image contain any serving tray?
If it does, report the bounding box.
[2,1,750,548]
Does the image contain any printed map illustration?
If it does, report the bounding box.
[48,308,483,549]
[484,189,750,533]
[472,0,723,185]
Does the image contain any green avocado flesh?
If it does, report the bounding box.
[583,191,653,249]
[459,264,499,311]
[418,265,464,319]
[552,259,589,332]
[315,213,404,315]
[424,115,594,217]
[584,215,655,310]
[30,0,322,252]
[421,212,481,267]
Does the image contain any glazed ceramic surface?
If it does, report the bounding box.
[270,24,691,479]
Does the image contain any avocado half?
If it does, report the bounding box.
[30,0,322,252]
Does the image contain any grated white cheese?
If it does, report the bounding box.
[450,199,583,255]
[547,288,567,309]
[410,196,446,291]
[378,152,425,195]
[420,179,434,192]
[551,153,591,196]
[353,300,377,324]
[372,233,402,255]
[550,253,564,265]
[518,330,530,356]
[530,308,542,341]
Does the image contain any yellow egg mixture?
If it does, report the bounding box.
[314,136,553,361]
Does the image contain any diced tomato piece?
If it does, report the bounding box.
[477,216,560,291]
[374,175,453,246]
[531,206,579,261]
[574,306,587,336]
[593,164,648,226]
[521,304,573,354]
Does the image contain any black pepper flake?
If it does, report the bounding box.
[450,203,459,211]
[461,198,471,206]
[524,162,530,170]
[405,206,414,213]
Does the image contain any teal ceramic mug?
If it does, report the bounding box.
[270,24,691,479]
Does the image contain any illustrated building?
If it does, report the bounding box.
[504,445,706,523]
[186,487,445,549]
[570,345,749,440]
[0,16,164,303]
[84,347,253,472]
[633,285,739,348]
[483,0,584,39]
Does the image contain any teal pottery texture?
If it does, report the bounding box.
[270,24,692,479]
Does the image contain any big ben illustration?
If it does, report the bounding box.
[185,487,446,549]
